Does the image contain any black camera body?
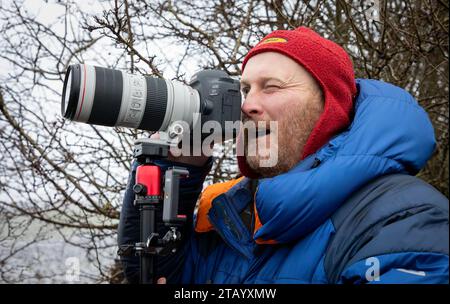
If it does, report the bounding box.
[189,70,241,138]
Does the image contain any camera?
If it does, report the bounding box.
[61,64,242,138]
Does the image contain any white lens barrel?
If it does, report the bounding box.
[161,79,200,131]
[62,64,201,132]
[116,72,147,128]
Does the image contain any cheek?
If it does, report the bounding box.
[264,94,300,120]
[259,93,284,116]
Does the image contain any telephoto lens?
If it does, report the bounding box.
[61,64,200,131]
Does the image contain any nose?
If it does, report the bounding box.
[241,92,264,119]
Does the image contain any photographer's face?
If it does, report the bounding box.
[240,52,324,177]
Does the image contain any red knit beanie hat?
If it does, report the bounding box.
[237,26,357,178]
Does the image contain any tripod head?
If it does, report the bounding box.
[133,137,189,225]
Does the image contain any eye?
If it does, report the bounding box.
[264,84,281,92]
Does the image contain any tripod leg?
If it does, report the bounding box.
[140,205,156,284]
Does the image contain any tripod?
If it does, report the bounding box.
[118,136,189,284]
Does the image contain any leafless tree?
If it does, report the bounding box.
[0,0,447,283]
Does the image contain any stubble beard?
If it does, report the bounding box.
[244,102,323,178]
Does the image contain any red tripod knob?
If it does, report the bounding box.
[136,164,162,196]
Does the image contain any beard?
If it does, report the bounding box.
[242,101,323,178]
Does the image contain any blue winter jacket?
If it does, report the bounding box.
[118,79,449,284]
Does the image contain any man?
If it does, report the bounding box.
[118,27,449,283]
